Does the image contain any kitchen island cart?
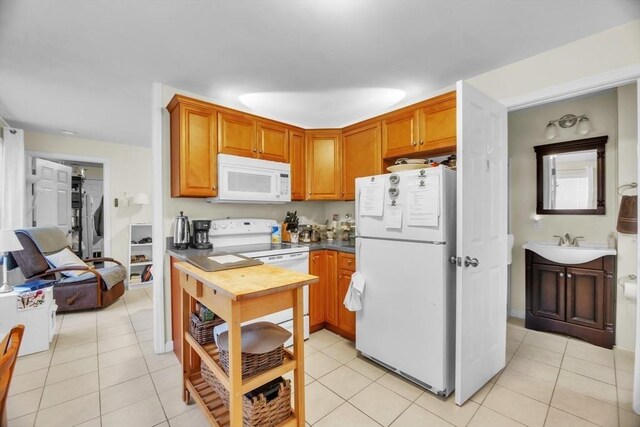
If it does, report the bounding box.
[175,261,317,427]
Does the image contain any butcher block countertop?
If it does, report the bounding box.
[174,261,318,302]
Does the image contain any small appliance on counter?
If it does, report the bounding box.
[173,211,190,250]
[299,226,312,243]
[191,220,213,249]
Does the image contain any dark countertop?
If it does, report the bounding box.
[300,240,355,253]
[166,237,355,259]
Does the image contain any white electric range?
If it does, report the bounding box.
[209,218,310,343]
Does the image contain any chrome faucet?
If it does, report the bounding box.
[553,234,584,247]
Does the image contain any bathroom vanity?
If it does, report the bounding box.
[524,246,616,348]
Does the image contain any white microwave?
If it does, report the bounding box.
[207,154,291,204]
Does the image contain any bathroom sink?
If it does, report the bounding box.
[522,241,616,264]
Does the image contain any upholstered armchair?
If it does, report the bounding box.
[10,227,125,311]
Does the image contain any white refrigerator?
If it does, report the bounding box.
[355,166,456,397]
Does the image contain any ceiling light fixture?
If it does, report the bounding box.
[544,114,592,140]
[60,129,75,136]
[238,88,406,128]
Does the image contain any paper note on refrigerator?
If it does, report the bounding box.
[407,176,440,227]
[384,203,403,229]
[359,181,385,216]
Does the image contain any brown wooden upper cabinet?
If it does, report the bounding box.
[167,95,218,198]
[382,91,456,159]
[256,121,289,163]
[342,122,382,200]
[306,130,342,200]
[217,111,256,158]
[289,129,306,201]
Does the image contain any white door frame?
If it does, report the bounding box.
[497,64,640,413]
[151,82,168,354]
[26,150,111,257]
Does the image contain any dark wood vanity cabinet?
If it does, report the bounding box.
[525,250,615,348]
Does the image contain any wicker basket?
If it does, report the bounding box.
[189,313,225,345]
[201,362,292,427]
[219,344,284,378]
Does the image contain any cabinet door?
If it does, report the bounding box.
[289,130,306,201]
[417,92,457,154]
[342,122,382,200]
[325,251,339,327]
[306,131,342,200]
[218,111,256,158]
[338,270,356,339]
[170,101,217,197]
[382,110,418,158]
[566,267,604,329]
[309,251,326,330]
[531,263,565,321]
[257,121,289,162]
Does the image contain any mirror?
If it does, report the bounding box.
[534,136,607,215]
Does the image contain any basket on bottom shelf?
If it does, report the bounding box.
[201,362,292,427]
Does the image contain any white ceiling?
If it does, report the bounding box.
[0,1,638,147]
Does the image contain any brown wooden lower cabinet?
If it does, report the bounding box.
[525,250,615,348]
[337,270,356,340]
[309,250,356,340]
[309,251,326,331]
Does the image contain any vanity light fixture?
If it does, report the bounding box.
[544,114,592,139]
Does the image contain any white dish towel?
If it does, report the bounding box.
[343,271,366,312]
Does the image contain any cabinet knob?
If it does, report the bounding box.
[567,273,572,278]
[559,272,564,278]
[259,149,263,154]
[212,185,217,191]
[411,141,417,147]
[308,192,311,195]
[419,140,424,145]
[253,148,257,152]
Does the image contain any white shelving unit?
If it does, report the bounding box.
[128,223,153,288]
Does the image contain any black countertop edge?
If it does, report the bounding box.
[301,241,355,253]
[165,237,355,260]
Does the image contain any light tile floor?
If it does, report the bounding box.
[6,288,640,427]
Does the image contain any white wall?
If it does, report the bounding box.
[24,131,152,264]
[617,83,639,350]
[468,20,640,101]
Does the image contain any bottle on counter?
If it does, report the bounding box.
[271,224,282,244]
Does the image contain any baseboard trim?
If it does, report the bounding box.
[509,309,525,319]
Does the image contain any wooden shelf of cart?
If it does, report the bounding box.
[174,261,318,427]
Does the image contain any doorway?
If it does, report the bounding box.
[26,151,111,258]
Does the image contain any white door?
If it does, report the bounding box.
[455,81,508,405]
[32,158,72,235]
